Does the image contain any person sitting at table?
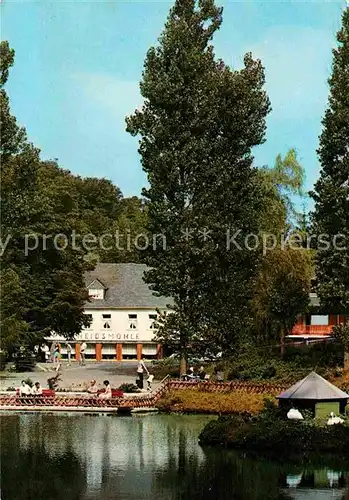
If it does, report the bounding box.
[87,379,98,394]
[199,366,206,380]
[19,380,31,396]
[98,380,112,399]
[31,382,43,395]
[187,367,196,380]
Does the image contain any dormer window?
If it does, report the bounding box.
[87,279,106,300]
[128,314,137,329]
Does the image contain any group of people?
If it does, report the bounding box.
[19,380,42,396]
[182,366,209,381]
[38,341,86,368]
[86,379,111,398]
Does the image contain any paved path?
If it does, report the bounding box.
[0,361,159,391]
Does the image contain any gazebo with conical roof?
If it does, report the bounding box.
[277,371,349,418]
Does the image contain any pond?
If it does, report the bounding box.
[1,413,348,500]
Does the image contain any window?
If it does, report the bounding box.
[311,315,329,326]
[149,314,157,329]
[128,314,137,329]
[89,289,104,300]
[102,314,111,329]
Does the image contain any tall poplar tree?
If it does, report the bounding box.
[311,8,349,316]
[126,0,270,370]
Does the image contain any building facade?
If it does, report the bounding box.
[49,265,347,356]
[290,292,347,339]
[49,263,170,361]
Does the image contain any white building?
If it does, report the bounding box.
[49,263,170,361]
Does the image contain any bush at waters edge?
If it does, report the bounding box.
[199,402,349,454]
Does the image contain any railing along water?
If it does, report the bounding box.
[0,377,293,411]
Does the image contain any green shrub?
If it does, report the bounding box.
[218,341,346,384]
[117,383,140,393]
[22,377,33,388]
[199,404,349,454]
[14,351,35,372]
[47,372,61,390]
[0,352,7,371]
[198,415,250,445]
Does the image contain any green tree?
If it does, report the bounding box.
[0,267,29,352]
[311,8,349,315]
[251,150,313,355]
[332,324,349,372]
[101,196,148,263]
[260,148,306,228]
[126,0,270,371]
[0,42,90,355]
[253,248,313,357]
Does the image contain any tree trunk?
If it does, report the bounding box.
[180,352,187,377]
[280,328,285,359]
[344,350,349,373]
[344,315,348,373]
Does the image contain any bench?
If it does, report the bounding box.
[16,388,55,397]
[96,389,124,398]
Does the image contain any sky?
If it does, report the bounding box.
[1,0,346,207]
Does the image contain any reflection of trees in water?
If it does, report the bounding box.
[153,446,349,500]
[1,415,86,500]
[1,414,348,500]
[152,446,294,500]
[342,473,349,500]
[1,449,85,500]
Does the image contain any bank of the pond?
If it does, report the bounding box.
[199,410,349,454]
[156,389,274,414]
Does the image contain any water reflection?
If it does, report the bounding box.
[0,413,348,500]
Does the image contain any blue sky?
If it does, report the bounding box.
[2,0,345,205]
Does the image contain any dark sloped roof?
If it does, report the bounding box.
[277,371,349,400]
[84,263,171,309]
[87,278,107,290]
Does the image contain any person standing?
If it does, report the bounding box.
[80,342,87,366]
[136,356,149,389]
[50,342,56,363]
[147,374,154,392]
[66,343,72,366]
[43,344,50,363]
[53,344,60,367]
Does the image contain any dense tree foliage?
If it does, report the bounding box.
[127,0,271,370]
[0,42,91,352]
[253,247,312,357]
[0,42,146,354]
[332,323,349,372]
[252,150,313,356]
[311,7,349,315]
[1,6,345,368]
[260,148,306,229]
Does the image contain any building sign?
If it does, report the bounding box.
[78,332,140,342]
